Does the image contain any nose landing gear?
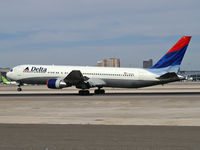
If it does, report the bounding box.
[17,85,22,92]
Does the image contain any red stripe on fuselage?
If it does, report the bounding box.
[166,36,191,54]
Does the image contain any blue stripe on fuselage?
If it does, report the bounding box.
[151,45,188,69]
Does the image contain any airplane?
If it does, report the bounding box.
[6,36,191,95]
[1,75,28,86]
[1,75,19,85]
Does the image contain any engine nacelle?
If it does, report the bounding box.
[47,79,69,89]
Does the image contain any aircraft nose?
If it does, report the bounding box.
[6,72,12,80]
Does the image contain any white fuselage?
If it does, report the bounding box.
[7,65,162,88]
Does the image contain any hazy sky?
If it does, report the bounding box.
[0,0,200,70]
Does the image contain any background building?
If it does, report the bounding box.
[98,58,120,67]
[143,59,153,68]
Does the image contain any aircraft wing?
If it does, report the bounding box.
[63,70,105,88]
[64,70,88,83]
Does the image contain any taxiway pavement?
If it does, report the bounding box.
[1,124,200,150]
[1,82,200,149]
[0,82,200,126]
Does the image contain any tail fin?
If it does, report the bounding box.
[150,36,191,73]
[1,75,9,83]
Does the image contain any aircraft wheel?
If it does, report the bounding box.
[94,89,100,94]
[79,90,83,95]
[94,89,105,94]
[17,88,22,92]
[79,90,90,95]
[100,89,105,94]
[85,90,90,95]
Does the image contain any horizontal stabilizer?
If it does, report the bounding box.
[156,72,179,80]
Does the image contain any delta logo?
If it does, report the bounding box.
[23,67,47,73]
[24,67,29,72]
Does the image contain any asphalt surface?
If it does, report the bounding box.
[0,92,200,126]
[0,124,200,150]
[0,82,200,149]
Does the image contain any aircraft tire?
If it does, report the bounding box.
[94,89,105,94]
[79,90,90,95]
[94,89,100,94]
[100,89,105,94]
[17,88,22,92]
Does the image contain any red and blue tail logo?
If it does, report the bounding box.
[150,36,191,72]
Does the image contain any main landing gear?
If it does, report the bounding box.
[94,88,105,94]
[79,90,90,95]
[78,88,105,95]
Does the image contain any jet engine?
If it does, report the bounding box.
[47,79,70,89]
